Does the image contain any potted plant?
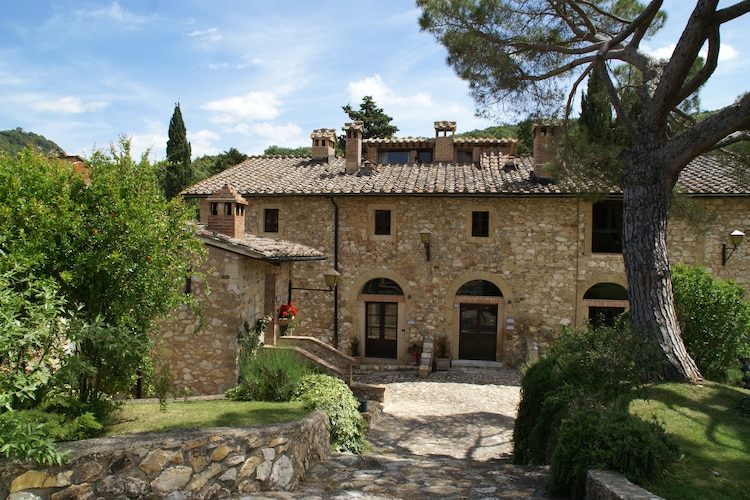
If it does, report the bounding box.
[351,337,362,363]
[434,336,450,371]
[278,301,296,323]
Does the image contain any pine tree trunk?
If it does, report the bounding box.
[621,152,702,383]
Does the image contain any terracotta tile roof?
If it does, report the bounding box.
[181,153,749,198]
[195,226,326,262]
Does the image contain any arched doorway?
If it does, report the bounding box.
[360,278,404,359]
[583,282,629,327]
[456,280,503,361]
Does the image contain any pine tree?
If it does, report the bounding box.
[165,103,192,199]
[342,96,398,139]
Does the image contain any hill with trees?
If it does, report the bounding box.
[0,128,64,156]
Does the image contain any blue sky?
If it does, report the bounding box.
[1,1,748,160]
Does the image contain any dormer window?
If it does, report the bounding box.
[378,150,409,164]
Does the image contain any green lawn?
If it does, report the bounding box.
[105,399,309,436]
[629,381,750,500]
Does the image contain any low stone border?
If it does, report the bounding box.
[586,470,664,500]
[0,411,330,499]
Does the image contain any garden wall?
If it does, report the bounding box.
[0,411,329,500]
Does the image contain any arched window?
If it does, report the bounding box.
[457,279,502,297]
[583,283,629,327]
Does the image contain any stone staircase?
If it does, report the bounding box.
[272,336,387,407]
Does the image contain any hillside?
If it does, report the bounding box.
[0,128,64,156]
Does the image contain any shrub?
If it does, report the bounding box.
[549,408,678,500]
[672,264,750,382]
[0,411,65,465]
[513,319,662,465]
[228,347,319,402]
[295,374,370,454]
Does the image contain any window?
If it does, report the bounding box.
[471,211,490,237]
[374,210,391,235]
[264,208,279,233]
[210,202,218,216]
[457,150,473,164]
[224,202,233,216]
[417,150,433,163]
[583,283,629,328]
[592,200,623,253]
[378,151,409,164]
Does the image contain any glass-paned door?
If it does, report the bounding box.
[365,302,398,359]
[459,304,498,361]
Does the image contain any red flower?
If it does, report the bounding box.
[279,301,297,319]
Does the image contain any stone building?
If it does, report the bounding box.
[158,185,326,395]
[176,120,749,383]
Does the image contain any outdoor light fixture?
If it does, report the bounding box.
[323,269,341,289]
[722,229,745,266]
[288,268,341,347]
[419,228,432,261]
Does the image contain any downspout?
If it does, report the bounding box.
[330,197,339,349]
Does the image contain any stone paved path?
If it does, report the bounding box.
[248,369,554,499]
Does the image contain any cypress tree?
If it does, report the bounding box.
[165,102,192,198]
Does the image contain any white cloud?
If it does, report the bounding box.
[33,96,109,114]
[190,129,222,157]
[187,27,221,48]
[646,42,739,63]
[202,91,283,123]
[250,122,306,147]
[346,74,433,109]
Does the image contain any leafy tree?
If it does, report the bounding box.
[0,143,205,405]
[164,102,193,198]
[419,0,750,382]
[193,148,249,181]
[342,96,399,139]
[263,145,313,156]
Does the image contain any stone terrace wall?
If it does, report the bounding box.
[0,411,329,500]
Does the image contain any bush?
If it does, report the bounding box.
[549,408,678,500]
[227,347,320,402]
[513,319,662,465]
[672,264,750,382]
[0,411,65,465]
[295,374,370,454]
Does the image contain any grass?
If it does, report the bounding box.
[629,381,750,500]
[104,399,309,436]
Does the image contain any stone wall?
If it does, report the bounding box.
[0,411,329,500]
[233,193,750,368]
[158,243,293,396]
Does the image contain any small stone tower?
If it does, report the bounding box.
[532,124,559,180]
[344,121,364,174]
[206,184,248,239]
[310,128,337,162]
[434,121,456,163]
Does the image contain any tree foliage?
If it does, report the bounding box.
[164,102,193,198]
[193,148,249,182]
[672,264,750,382]
[419,0,750,382]
[342,96,399,139]
[0,143,205,405]
[263,145,313,156]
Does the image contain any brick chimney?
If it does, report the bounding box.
[310,128,337,162]
[206,184,248,239]
[532,123,558,180]
[344,121,364,174]
[434,121,456,163]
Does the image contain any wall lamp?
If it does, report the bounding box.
[722,230,745,266]
[419,228,432,261]
[290,269,340,293]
